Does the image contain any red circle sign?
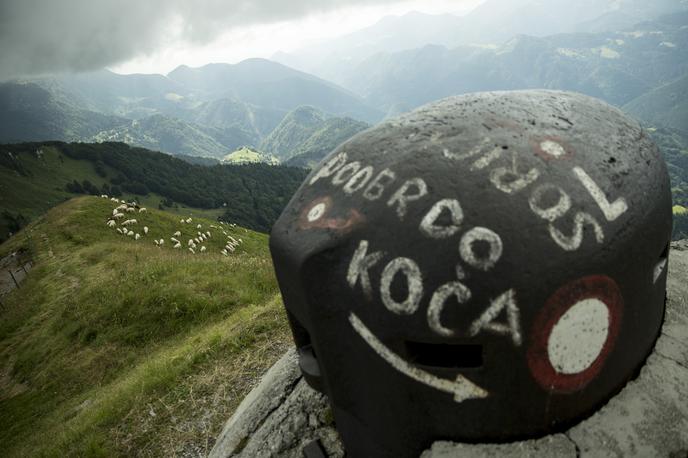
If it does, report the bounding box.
[527,275,623,393]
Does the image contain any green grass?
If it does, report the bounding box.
[0,196,292,456]
[222,146,279,165]
[0,145,228,241]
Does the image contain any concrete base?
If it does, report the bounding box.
[210,242,688,458]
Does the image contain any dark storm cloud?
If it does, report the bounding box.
[0,0,397,80]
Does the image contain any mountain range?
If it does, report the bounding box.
[0,59,382,162]
[0,1,686,173]
[274,0,688,86]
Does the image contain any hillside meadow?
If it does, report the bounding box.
[0,196,292,456]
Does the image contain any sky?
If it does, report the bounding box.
[0,0,482,80]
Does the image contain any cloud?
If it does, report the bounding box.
[0,0,398,80]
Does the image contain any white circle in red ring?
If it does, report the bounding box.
[307,202,327,222]
[547,298,609,374]
[527,275,623,393]
[540,140,566,158]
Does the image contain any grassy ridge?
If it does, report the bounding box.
[0,196,292,456]
[0,141,309,242]
[0,144,221,241]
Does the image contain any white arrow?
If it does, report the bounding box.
[349,313,489,403]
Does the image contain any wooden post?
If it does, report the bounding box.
[9,270,20,289]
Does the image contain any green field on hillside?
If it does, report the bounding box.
[0,142,308,242]
[0,196,292,456]
[0,144,225,241]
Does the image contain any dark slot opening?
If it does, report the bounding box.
[660,242,669,260]
[405,341,483,368]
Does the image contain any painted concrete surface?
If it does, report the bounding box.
[211,242,688,457]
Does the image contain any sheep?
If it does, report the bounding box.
[125,207,136,213]
[110,197,119,202]
[154,239,160,246]
[194,237,200,244]
[159,239,164,245]
[173,231,181,237]
[112,209,118,216]
[127,231,134,236]
[221,249,228,256]
[180,218,185,223]
[138,207,147,213]
[106,220,116,227]
[188,247,195,254]
[174,242,181,249]
[206,231,211,237]
[100,194,108,199]
[121,219,137,226]
[120,200,126,204]
[135,233,141,240]
[185,218,192,223]
[187,239,194,247]
[143,226,148,234]
[200,246,206,252]
[227,235,237,244]
[114,213,125,219]
[116,228,123,234]
[171,237,179,244]
[196,224,202,229]
[210,225,217,228]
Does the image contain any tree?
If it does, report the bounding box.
[65,180,84,193]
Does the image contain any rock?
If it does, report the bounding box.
[211,245,688,457]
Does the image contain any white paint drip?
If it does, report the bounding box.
[469,289,522,346]
[459,227,503,271]
[455,263,466,280]
[547,298,610,374]
[540,140,566,158]
[380,257,424,315]
[307,202,326,222]
[653,258,667,283]
[427,281,471,337]
[419,198,464,239]
[349,313,489,402]
[573,166,628,221]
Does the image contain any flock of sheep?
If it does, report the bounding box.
[101,195,243,256]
